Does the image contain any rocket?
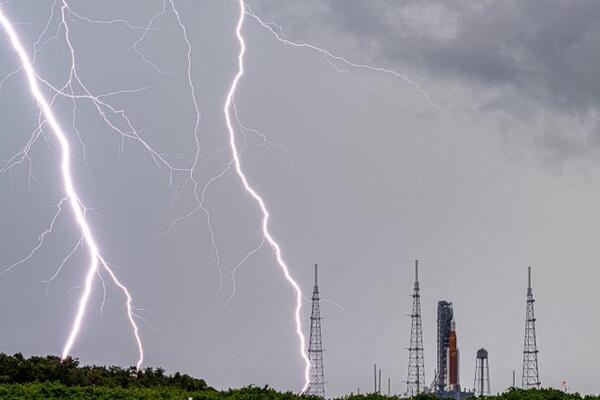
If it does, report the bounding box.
[448,319,460,391]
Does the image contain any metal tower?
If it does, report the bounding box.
[406,259,425,396]
[435,300,454,393]
[306,264,325,397]
[474,348,490,396]
[522,267,540,389]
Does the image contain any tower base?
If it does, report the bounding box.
[435,389,475,400]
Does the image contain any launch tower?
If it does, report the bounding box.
[434,302,474,400]
[436,301,454,392]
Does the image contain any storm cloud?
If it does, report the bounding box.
[252,0,600,161]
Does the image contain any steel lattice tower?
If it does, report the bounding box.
[522,267,540,389]
[406,260,425,396]
[306,264,325,397]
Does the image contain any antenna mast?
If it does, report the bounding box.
[307,264,326,397]
[522,266,540,389]
[407,259,426,395]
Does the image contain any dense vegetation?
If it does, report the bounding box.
[0,382,306,400]
[0,353,208,391]
[0,354,597,399]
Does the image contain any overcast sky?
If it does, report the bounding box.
[1,0,600,397]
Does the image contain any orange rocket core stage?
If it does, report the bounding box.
[448,319,459,391]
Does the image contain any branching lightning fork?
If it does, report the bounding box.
[245,5,440,110]
[0,0,212,371]
[1,0,440,391]
[0,3,144,369]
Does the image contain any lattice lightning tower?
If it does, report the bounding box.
[407,259,425,395]
[522,266,540,389]
[306,264,325,397]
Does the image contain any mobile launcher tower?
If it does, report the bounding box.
[434,301,474,400]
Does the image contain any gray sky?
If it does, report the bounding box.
[1,0,600,396]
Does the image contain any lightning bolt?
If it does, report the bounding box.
[219,3,439,392]
[1,0,439,391]
[0,3,144,369]
[245,5,440,110]
[224,0,310,391]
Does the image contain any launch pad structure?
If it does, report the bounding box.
[433,301,474,400]
[373,263,537,398]
[435,301,454,394]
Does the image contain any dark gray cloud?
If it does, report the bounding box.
[252,0,600,160]
[255,0,600,108]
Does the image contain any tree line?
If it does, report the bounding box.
[0,385,598,400]
[0,353,208,392]
[0,353,598,399]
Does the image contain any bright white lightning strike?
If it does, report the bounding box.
[0,5,144,370]
[225,0,310,392]
[0,0,438,390]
